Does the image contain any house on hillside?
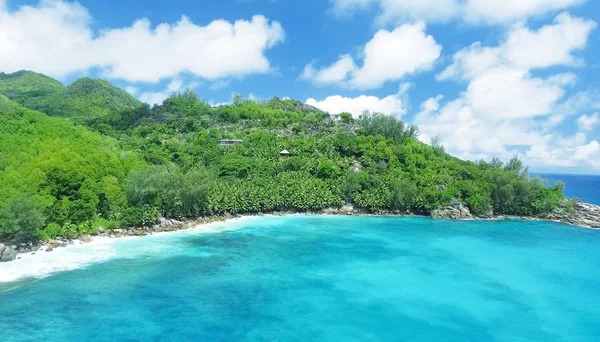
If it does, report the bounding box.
[219,139,243,147]
[279,149,292,157]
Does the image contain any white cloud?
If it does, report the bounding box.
[301,54,356,86]
[438,13,596,81]
[301,22,441,89]
[413,13,600,170]
[578,113,599,131]
[330,0,586,25]
[0,1,284,82]
[139,79,186,105]
[306,94,405,118]
[437,43,501,81]
[464,68,573,120]
[209,79,231,90]
[125,86,139,96]
[463,0,586,25]
[572,140,600,160]
[504,13,596,69]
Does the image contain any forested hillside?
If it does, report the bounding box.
[0,72,565,242]
[0,71,141,122]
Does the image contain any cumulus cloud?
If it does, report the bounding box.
[138,79,200,105]
[0,1,284,83]
[306,93,405,118]
[464,68,574,120]
[331,0,460,24]
[301,22,441,89]
[414,13,600,170]
[124,86,139,96]
[438,13,596,81]
[330,0,585,25]
[463,0,586,25]
[300,55,356,86]
[578,113,599,131]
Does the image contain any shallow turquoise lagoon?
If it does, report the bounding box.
[2,216,600,341]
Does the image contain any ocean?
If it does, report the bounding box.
[2,215,600,341]
[534,173,600,205]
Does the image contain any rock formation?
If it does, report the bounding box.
[431,198,473,220]
[0,243,17,262]
[542,199,600,228]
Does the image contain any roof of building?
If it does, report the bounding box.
[280,149,291,154]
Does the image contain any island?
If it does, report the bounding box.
[0,70,598,261]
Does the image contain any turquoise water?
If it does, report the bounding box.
[2,216,600,341]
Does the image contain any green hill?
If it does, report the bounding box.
[0,70,64,113]
[0,94,20,113]
[0,71,566,242]
[0,71,142,122]
[50,77,142,120]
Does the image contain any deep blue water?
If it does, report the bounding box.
[2,216,600,341]
[534,173,600,205]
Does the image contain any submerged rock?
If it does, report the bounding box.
[0,244,17,262]
[431,199,473,220]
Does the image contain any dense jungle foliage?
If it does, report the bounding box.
[0,71,565,241]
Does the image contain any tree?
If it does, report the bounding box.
[0,195,46,241]
[430,135,444,156]
[340,112,353,123]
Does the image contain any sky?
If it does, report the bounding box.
[0,0,599,174]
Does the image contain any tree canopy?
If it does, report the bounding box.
[0,71,565,242]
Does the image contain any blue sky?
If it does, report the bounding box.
[1,0,599,174]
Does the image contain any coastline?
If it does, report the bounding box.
[2,200,600,266]
[2,209,600,285]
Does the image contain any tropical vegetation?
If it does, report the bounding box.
[0,71,565,241]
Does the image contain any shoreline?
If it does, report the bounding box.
[1,211,599,284]
[2,205,600,261]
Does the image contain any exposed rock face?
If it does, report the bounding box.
[431,199,473,220]
[0,243,17,262]
[542,199,600,228]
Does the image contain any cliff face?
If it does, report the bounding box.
[541,199,600,228]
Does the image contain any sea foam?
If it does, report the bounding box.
[0,216,258,284]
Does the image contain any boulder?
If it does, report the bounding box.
[0,244,17,262]
[431,199,473,220]
[79,234,93,243]
[46,247,53,252]
[47,239,61,248]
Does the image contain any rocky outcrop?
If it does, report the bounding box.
[0,243,17,262]
[542,199,600,228]
[431,199,473,220]
[78,234,93,243]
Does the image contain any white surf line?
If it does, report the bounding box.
[0,216,260,284]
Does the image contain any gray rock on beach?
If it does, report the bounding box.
[431,198,473,220]
[542,199,600,228]
[78,234,93,243]
[0,243,17,262]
